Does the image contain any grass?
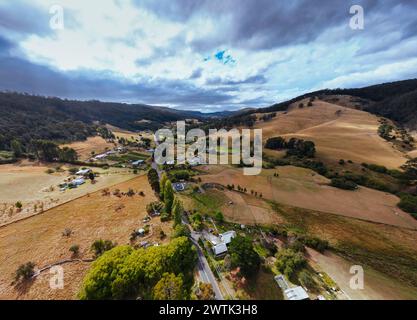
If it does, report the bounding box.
[107,151,149,163]
[242,266,284,300]
[0,150,15,163]
[189,189,228,216]
[269,201,417,288]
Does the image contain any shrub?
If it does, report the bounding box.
[330,177,358,190]
[15,262,36,282]
[299,270,315,289]
[70,245,80,257]
[62,228,72,237]
[398,194,417,218]
[15,201,23,209]
[91,239,116,258]
[298,236,329,253]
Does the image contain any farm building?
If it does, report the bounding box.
[212,242,228,256]
[132,160,144,166]
[76,168,91,176]
[219,230,236,244]
[70,178,85,186]
[94,154,107,160]
[284,286,309,300]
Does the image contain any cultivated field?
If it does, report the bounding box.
[0,175,171,300]
[256,100,408,168]
[0,161,136,225]
[197,165,417,229]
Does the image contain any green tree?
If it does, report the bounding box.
[196,282,215,300]
[31,139,59,161]
[152,273,185,300]
[214,211,224,223]
[275,248,306,279]
[172,197,183,226]
[159,173,168,198]
[79,237,197,300]
[164,180,174,214]
[172,224,190,238]
[58,146,78,162]
[229,236,260,277]
[299,270,315,290]
[147,168,160,194]
[11,139,23,157]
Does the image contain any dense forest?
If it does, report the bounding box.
[0,91,218,153]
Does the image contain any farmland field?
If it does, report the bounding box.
[0,161,136,225]
[197,165,417,229]
[0,175,171,300]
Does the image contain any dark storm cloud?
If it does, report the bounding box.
[0,1,52,37]
[135,0,390,50]
[1,0,417,111]
[0,55,234,108]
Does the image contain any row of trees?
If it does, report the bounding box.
[7,138,78,163]
[265,137,316,158]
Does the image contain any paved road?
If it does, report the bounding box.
[190,235,224,300]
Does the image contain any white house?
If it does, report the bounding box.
[71,178,85,186]
[212,242,228,256]
[94,154,107,160]
[284,286,309,300]
[219,231,236,244]
[132,160,144,166]
[76,168,91,176]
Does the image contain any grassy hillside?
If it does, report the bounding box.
[211,78,417,129]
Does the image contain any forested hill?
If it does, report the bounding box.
[0,92,216,151]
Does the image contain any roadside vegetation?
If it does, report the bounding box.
[79,237,197,300]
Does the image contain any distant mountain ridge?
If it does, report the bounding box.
[0,91,245,151]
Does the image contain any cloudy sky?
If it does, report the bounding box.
[1,0,417,112]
